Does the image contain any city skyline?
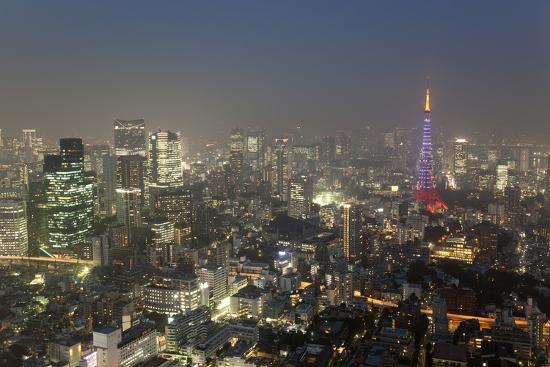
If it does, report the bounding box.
[1,1,550,142]
[1,3,550,367]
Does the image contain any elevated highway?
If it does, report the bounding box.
[0,255,93,269]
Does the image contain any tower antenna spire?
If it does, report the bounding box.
[425,77,431,113]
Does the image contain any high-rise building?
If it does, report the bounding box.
[207,241,230,270]
[519,147,530,173]
[149,220,175,266]
[504,185,521,212]
[44,139,94,254]
[0,199,28,256]
[22,129,37,161]
[274,138,289,200]
[27,178,48,256]
[342,203,361,263]
[321,136,336,165]
[149,130,183,189]
[288,174,312,219]
[153,188,192,225]
[60,138,85,171]
[113,119,146,157]
[229,128,245,192]
[117,155,145,192]
[496,163,508,192]
[85,144,117,217]
[84,144,110,174]
[116,154,145,213]
[100,155,118,217]
[453,138,468,177]
[383,132,395,150]
[116,188,142,245]
[246,129,265,176]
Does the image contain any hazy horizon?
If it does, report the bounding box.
[1,1,550,143]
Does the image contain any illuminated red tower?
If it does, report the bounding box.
[415,83,447,213]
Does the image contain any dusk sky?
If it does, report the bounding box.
[1,1,550,143]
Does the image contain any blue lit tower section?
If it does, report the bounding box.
[415,85,447,213]
[418,87,434,191]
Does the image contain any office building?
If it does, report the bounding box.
[229,285,271,319]
[197,265,228,306]
[152,188,192,225]
[453,138,468,177]
[246,129,265,175]
[274,138,290,200]
[143,272,201,315]
[229,128,245,191]
[117,155,146,193]
[94,322,158,367]
[430,237,475,264]
[60,138,85,170]
[165,305,211,354]
[44,139,94,253]
[342,203,362,263]
[0,199,28,256]
[149,219,175,266]
[114,119,147,157]
[149,130,183,189]
[496,163,508,192]
[22,129,37,161]
[116,188,142,245]
[288,174,312,220]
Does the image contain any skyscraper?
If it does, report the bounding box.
[60,138,84,171]
[321,136,336,166]
[246,129,265,176]
[85,144,117,217]
[116,155,146,205]
[415,84,447,213]
[288,174,312,220]
[452,138,468,178]
[113,119,147,156]
[229,128,245,192]
[496,163,508,192]
[0,199,28,256]
[22,129,37,161]
[27,178,48,256]
[149,220,175,266]
[342,203,361,263]
[153,188,192,225]
[149,130,183,190]
[116,188,142,245]
[274,138,290,200]
[44,138,94,254]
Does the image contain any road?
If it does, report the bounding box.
[363,296,530,329]
[0,255,93,266]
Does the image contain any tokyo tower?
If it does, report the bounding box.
[415,83,447,213]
